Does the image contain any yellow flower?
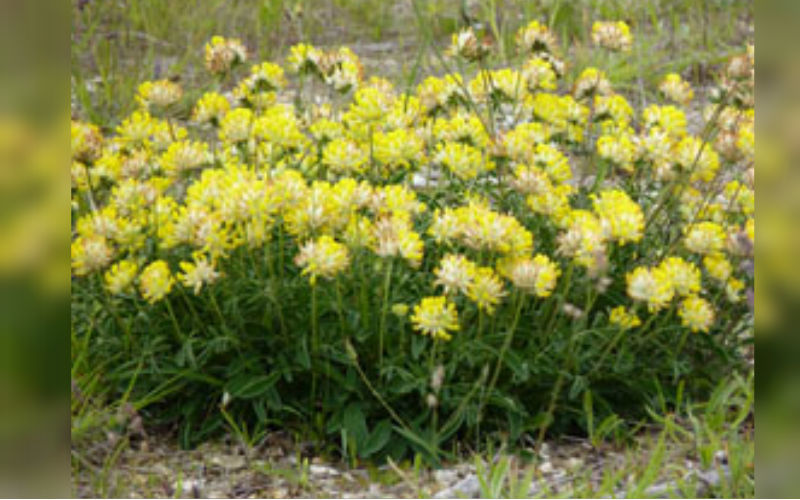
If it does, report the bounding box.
[373,128,426,172]
[467,267,506,314]
[104,260,138,295]
[573,67,612,99]
[657,257,701,297]
[416,73,466,113]
[594,94,633,125]
[139,260,174,304]
[703,253,732,282]
[136,80,182,109]
[684,221,726,255]
[510,164,551,195]
[71,121,103,163]
[160,141,211,176]
[294,235,350,285]
[675,136,720,183]
[204,36,247,74]
[71,235,114,276]
[371,215,424,267]
[591,21,633,52]
[533,143,572,184]
[556,209,607,272]
[500,254,560,297]
[643,105,687,139]
[592,189,644,245]
[432,112,489,148]
[287,43,323,74]
[411,296,460,341]
[659,73,694,106]
[192,92,231,125]
[723,180,754,215]
[503,122,551,162]
[322,47,364,93]
[726,278,745,303]
[522,57,557,91]
[515,20,558,55]
[434,254,477,296]
[322,138,368,175]
[342,215,376,249]
[626,266,674,312]
[372,184,426,217]
[597,134,636,173]
[745,218,754,244]
[448,27,489,61]
[219,108,253,144]
[609,306,641,330]
[396,228,425,268]
[391,303,410,317]
[678,295,715,333]
[178,254,221,295]
[434,141,492,180]
[116,110,154,149]
[468,68,526,103]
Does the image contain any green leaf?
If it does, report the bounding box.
[343,403,368,449]
[411,334,426,360]
[360,419,392,458]
[226,372,281,399]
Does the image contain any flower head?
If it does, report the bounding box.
[204,36,247,74]
[71,235,114,276]
[626,266,674,312]
[592,189,644,245]
[104,260,138,295]
[467,267,506,314]
[608,306,642,330]
[591,21,632,52]
[703,252,732,282]
[658,257,701,297]
[659,73,694,106]
[500,254,560,297]
[295,236,350,286]
[678,295,715,332]
[434,254,477,296]
[178,253,221,294]
[411,296,460,341]
[139,260,174,303]
[136,80,183,110]
[684,222,726,255]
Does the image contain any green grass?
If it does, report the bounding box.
[470,370,754,498]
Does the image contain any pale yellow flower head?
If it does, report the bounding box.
[411,296,460,341]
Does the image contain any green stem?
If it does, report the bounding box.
[208,290,226,326]
[477,291,525,425]
[544,261,574,340]
[311,283,319,412]
[378,260,393,375]
[164,298,184,343]
[336,278,346,336]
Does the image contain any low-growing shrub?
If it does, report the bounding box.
[71,21,754,463]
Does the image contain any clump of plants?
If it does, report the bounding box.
[71,21,754,463]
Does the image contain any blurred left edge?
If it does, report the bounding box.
[0,0,71,497]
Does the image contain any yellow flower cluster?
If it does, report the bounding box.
[205,36,247,74]
[591,21,633,52]
[411,296,460,341]
[659,73,694,106]
[608,306,641,330]
[70,31,753,345]
[294,235,350,285]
